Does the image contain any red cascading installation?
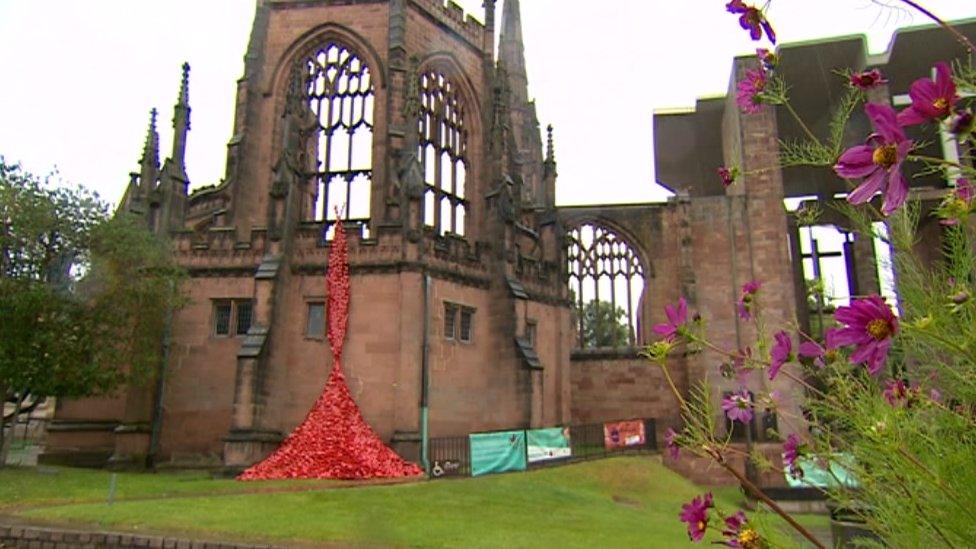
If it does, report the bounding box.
[238,221,423,480]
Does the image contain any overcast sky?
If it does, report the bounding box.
[0,1,973,208]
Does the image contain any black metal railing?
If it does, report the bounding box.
[427,418,657,479]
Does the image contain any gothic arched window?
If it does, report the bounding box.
[419,70,468,236]
[304,43,374,231]
[566,223,645,349]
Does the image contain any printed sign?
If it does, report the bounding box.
[603,420,646,450]
[430,459,464,478]
[469,430,527,477]
[527,427,572,463]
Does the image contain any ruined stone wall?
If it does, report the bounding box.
[569,351,685,443]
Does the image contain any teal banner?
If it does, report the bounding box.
[785,454,859,489]
[527,427,572,463]
[469,431,527,477]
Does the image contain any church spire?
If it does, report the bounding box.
[543,124,557,208]
[169,62,191,182]
[545,124,556,166]
[139,108,160,195]
[498,0,528,104]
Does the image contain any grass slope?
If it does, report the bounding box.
[2,457,826,548]
[0,467,342,511]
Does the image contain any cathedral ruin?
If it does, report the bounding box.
[43,0,975,484]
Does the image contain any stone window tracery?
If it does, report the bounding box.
[304,43,375,231]
[566,224,645,349]
[419,70,468,236]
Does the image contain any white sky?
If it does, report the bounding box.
[0,1,973,208]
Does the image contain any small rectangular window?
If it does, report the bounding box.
[525,320,537,346]
[444,303,458,340]
[213,302,232,336]
[235,301,253,336]
[459,307,474,342]
[307,303,325,338]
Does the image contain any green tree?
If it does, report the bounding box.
[0,160,183,465]
[581,300,630,348]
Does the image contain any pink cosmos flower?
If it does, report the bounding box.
[736,69,767,114]
[957,178,973,202]
[722,389,754,424]
[883,379,912,407]
[737,280,762,320]
[941,178,974,226]
[726,1,776,44]
[679,492,714,542]
[718,166,736,187]
[949,108,974,136]
[722,511,766,547]
[732,347,753,383]
[665,428,680,460]
[653,297,688,342]
[721,511,747,545]
[849,69,888,91]
[768,331,792,380]
[829,295,899,375]
[782,433,804,479]
[756,48,777,72]
[722,348,753,384]
[798,338,825,365]
[897,62,958,126]
[834,103,914,215]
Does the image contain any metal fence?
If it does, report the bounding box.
[427,418,657,479]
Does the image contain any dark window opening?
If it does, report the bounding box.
[235,301,253,336]
[213,302,232,336]
[444,303,458,340]
[213,300,253,338]
[443,302,474,343]
[303,43,375,237]
[459,307,474,343]
[419,70,468,236]
[525,320,537,346]
[306,302,325,338]
[566,224,645,349]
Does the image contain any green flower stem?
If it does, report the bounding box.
[714,452,827,549]
[906,325,976,365]
[894,481,959,549]
[896,446,976,521]
[782,100,824,147]
[657,360,687,410]
[780,369,833,403]
[907,154,968,171]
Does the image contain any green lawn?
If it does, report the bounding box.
[0,457,828,548]
[0,466,344,511]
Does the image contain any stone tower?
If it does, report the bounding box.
[46,0,572,470]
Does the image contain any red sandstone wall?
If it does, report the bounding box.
[570,353,686,443]
[158,276,255,462]
[524,300,573,427]
[428,279,525,435]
